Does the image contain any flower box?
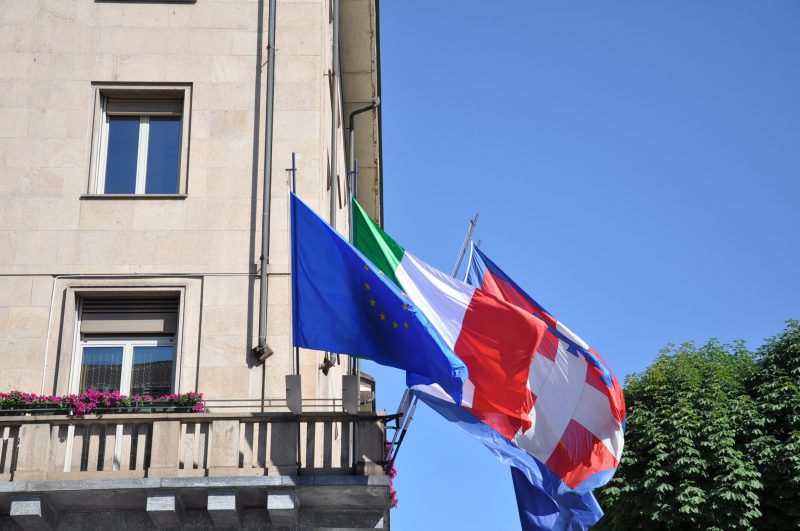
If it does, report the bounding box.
[0,391,205,418]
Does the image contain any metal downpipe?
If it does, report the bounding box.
[347,99,380,199]
[346,100,378,380]
[255,0,278,361]
[330,0,340,228]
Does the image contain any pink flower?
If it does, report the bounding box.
[1,388,208,417]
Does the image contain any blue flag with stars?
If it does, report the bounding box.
[291,192,468,403]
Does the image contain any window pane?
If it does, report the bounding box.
[145,117,181,194]
[131,345,174,397]
[104,117,140,194]
[80,346,124,393]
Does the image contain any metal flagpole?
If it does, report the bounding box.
[290,152,297,193]
[353,160,360,378]
[387,213,480,467]
[463,240,475,282]
[452,213,479,278]
[287,153,299,376]
[349,159,358,374]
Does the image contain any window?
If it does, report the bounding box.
[99,99,182,195]
[74,296,179,396]
[79,339,175,396]
[89,84,191,196]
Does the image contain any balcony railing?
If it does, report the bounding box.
[0,411,386,483]
[0,425,19,481]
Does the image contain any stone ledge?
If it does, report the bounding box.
[207,490,241,528]
[80,194,189,200]
[0,410,388,424]
[146,492,185,529]
[10,495,58,531]
[0,474,390,494]
[267,490,297,525]
[0,480,392,527]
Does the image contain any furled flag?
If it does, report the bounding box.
[467,243,626,529]
[290,192,467,403]
[352,200,548,441]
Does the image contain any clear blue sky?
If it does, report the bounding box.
[363,1,800,529]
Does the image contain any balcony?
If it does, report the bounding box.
[0,409,391,529]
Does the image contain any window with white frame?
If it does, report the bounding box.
[90,85,191,196]
[74,296,180,397]
[79,339,176,396]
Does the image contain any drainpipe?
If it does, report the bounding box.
[254,0,278,361]
[347,98,380,198]
[346,100,379,379]
[330,0,340,227]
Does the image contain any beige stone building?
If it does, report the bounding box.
[0,0,388,528]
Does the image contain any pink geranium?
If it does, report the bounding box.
[0,390,205,417]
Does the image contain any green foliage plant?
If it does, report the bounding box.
[597,322,800,530]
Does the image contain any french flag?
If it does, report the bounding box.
[468,244,625,525]
[413,243,625,530]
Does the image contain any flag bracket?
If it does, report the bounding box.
[380,412,403,424]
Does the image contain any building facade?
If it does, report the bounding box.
[0,0,388,528]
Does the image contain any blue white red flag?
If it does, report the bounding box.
[464,243,626,529]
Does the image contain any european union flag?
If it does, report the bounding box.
[291,193,467,403]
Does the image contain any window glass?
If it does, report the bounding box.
[104,117,140,194]
[145,117,181,194]
[80,346,124,393]
[131,345,175,397]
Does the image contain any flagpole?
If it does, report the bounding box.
[288,153,299,377]
[387,214,480,467]
[462,240,475,282]
[452,213,479,278]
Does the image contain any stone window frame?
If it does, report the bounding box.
[85,82,192,199]
[53,282,196,397]
[68,287,186,397]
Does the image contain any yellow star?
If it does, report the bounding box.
[363,264,369,270]
[392,321,399,329]
[402,303,408,311]
[364,282,371,290]
[369,298,376,307]
[403,322,409,329]
[379,313,386,321]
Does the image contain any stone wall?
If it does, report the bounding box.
[0,0,358,403]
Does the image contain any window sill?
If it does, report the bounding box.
[80,194,188,200]
[95,1,196,4]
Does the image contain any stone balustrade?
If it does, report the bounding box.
[0,425,19,482]
[0,412,390,529]
[0,411,386,482]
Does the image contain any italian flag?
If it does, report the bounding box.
[353,200,547,440]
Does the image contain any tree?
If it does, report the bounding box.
[596,340,762,530]
[748,321,800,530]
